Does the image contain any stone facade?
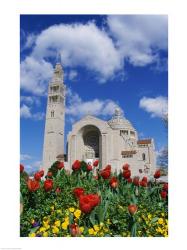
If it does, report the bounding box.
[43,63,156,176]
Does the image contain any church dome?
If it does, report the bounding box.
[108,107,135,130]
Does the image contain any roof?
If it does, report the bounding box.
[137,139,152,145]
[56,154,64,158]
[121,150,137,155]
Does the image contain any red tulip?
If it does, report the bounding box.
[123,170,131,179]
[69,224,81,237]
[93,160,99,167]
[79,202,92,214]
[39,170,44,177]
[87,165,93,171]
[163,183,168,192]
[56,187,61,193]
[47,171,53,177]
[160,190,167,199]
[57,162,64,170]
[140,180,147,187]
[20,164,24,173]
[109,176,118,188]
[79,194,100,214]
[133,177,140,186]
[34,172,41,181]
[105,165,111,171]
[127,178,132,183]
[142,176,148,183]
[79,195,92,213]
[73,187,85,198]
[27,179,40,192]
[128,204,138,215]
[87,194,100,207]
[154,170,161,179]
[72,160,81,171]
[123,163,130,171]
[44,179,53,192]
[100,169,111,179]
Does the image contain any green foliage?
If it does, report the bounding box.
[20,163,168,237]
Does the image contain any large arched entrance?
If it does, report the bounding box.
[80,125,101,164]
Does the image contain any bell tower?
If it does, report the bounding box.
[42,60,65,173]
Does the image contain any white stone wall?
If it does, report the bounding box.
[42,64,65,173]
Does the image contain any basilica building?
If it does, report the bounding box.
[42,62,156,176]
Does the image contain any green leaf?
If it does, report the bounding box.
[151,217,159,223]
[29,226,40,234]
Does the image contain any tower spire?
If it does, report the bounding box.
[56,52,62,64]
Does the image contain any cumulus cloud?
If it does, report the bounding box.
[20,154,32,161]
[20,104,45,120]
[20,104,32,118]
[20,16,168,95]
[66,88,119,119]
[20,96,41,106]
[31,22,122,80]
[139,96,168,118]
[107,15,168,66]
[20,56,53,95]
[68,70,78,81]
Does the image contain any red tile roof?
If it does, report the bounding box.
[121,150,137,155]
[137,139,152,145]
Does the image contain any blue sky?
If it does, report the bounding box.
[20,15,168,173]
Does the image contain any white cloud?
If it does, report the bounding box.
[20,104,45,121]
[20,16,167,96]
[107,15,168,66]
[20,56,53,95]
[20,104,31,118]
[139,96,168,118]
[20,96,41,106]
[66,88,119,119]
[24,33,36,49]
[20,154,32,161]
[68,70,78,81]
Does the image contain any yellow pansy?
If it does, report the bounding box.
[52,226,59,234]
[99,232,104,236]
[43,224,50,230]
[100,222,104,227]
[148,214,152,220]
[50,206,55,211]
[29,232,36,237]
[74,209,81,219]
[57,209,62,214]
[39,227,46,233]
[62,222,68,230]
[88,228,94,235]
[43,232,48,237]
[69,207,75,213]
[158,218,164,225]
[64,217,69,223]
[79,227,84,233]
[54,220,61,227]
[93,225,100,232]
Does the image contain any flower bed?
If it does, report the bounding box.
[20,161,168,237]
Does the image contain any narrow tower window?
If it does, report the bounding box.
[51,111,54,117]
[142,153,146,161]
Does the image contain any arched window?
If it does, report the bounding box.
[142,153,146,161]
[51,111,54,117]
